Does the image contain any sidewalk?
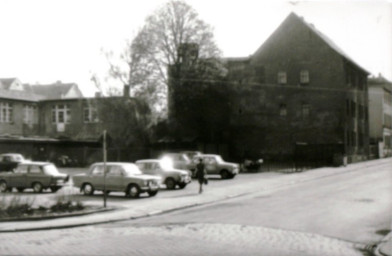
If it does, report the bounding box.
[0,157,391,235]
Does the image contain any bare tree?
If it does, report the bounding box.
[99,0,221,119]
[140,0,221,85]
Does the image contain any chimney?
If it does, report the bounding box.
[123,85,130,97]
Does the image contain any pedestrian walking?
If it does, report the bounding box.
[195,158,207,194]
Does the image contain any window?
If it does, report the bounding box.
[302,104,310,117]
[277,71,287,84]
[30,165,42,174]
[300,70,309,84]
[384,114,392,128]
[14,165,28,174]
[358,104,363,120]
[107,166,123,176]
[351,101,356,117]
[84,106,99,123]
[0,102,13,123]
[52,104,71,124]
[91,165,104,176]
[23,104,38,124]
[384,90,392,105]
[279,104,287,116]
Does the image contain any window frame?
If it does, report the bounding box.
[277,71,287,85]
[300,70,310,84]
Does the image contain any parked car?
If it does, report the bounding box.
[0,162,69,193]
[0,153,26,172]
[192,154,239,179]
[56,155,79,167]
[136,159,191,190]
[72,162,161,198]
[159,153,193,172]
[180,151,202,161]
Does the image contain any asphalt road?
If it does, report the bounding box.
[0,160,391,255]
[113,160,392,244]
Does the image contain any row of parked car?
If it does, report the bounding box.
[0,151,240,198]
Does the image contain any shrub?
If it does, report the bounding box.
[0,195,35,218]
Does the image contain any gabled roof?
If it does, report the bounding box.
[0,78,18,89]
[0,88,44,102]
[253,12,369,74]
[368,74,392,85]
[31,82,83,100]
[368,74,392,91]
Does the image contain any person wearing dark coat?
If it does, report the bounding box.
[195,158,207,194]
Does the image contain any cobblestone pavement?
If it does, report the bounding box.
[0,223,364,256]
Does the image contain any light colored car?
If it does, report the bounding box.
[180,151,202,161]
[159,153,193,172]
[192,154,239,179]
[0,162,69,193]
[72,162,161,198]
[136,159,191,190]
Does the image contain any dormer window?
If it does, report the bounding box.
[277,71,287,84]
[300,70,309,84]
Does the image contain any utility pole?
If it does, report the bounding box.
[103,130,107,208]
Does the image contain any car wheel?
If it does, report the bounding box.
[178,183,187,189]
[50,186,60,193]
[127,184,140,198]
[82,183,94,195]
[0,180,8,193]
[32,182,43,193]
[220,170,230,179]
[148,190,158,197]
[17,188,25,192]
[165,178,176,190]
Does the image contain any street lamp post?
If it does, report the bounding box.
[103,130,107,208]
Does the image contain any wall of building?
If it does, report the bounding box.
[38,99,102,140]
[368,86,383,141]
[0,100,39,136]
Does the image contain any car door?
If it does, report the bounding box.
[27,165,50,187]
[150,163,165,179]
[87,165,105,190]
[105,165,124,191]
[8,164,28,187]
[205,157,218,175]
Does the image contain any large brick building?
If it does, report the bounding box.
[169,12,370,165]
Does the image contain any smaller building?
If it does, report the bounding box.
[368,74,392,158]
[0,78,151,165]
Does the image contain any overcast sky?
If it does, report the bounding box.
[0,0,391,96]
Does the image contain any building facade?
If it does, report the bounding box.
[0,79,150,164]
[368,75,392,158]
[169,12,370,164]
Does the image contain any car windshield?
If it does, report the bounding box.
[122,164,143,175]
[43,164,61,175]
